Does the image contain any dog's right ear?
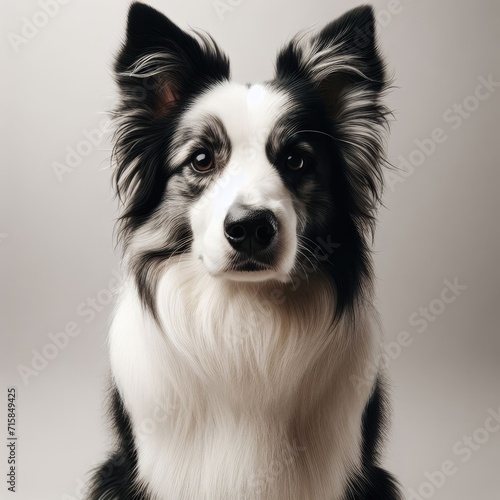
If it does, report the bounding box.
[115,2,230,116]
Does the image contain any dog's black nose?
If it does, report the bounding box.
[224,205,278,257]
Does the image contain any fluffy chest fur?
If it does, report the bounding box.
[109,257,377,499]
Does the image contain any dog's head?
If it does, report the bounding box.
[114,3,389,315]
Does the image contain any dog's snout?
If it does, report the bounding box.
[224,204,277,256]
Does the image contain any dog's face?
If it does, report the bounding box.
[177,83,299,282]
[114,3,388,312]
[169,81,339,283]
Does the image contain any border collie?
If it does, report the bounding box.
[88,3,400,499]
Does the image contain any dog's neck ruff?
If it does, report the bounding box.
[109,256,378,499]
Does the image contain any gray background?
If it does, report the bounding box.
[1,0,499,499]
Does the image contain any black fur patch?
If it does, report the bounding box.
[343,379,402,499]
[270,5,390,318]
[133,230,190,320]
[87,384,150,499]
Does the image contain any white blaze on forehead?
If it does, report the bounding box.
[174,81,290,159]
[184,81,291,216]
[246,83,267,107]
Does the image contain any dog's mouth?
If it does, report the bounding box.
[225,246,278,274]
[199,254,273,273]
[199,252,280,282]
[230,259,273,273]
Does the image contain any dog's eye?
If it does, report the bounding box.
[191,149,214,172]
[285,152,304,170]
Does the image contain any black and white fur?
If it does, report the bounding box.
[88,3,400,499]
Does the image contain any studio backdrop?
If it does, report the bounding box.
[1,0,499,499]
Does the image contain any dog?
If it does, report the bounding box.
[88,3,401,499]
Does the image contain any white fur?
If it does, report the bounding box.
[110,259,378,500]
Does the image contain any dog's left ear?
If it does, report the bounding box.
[276,5,386,98]
[276,5,390,225]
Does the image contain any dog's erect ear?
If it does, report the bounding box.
[115,2,230,115]
[275,6,390,227]
[276,5,385,104]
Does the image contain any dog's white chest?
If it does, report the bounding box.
[109,263,376,499]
